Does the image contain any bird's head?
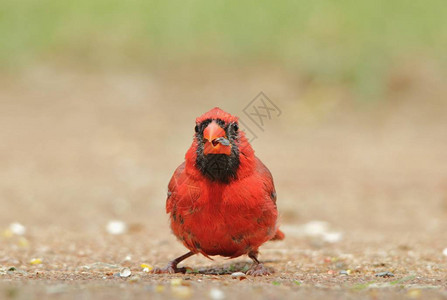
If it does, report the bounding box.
[189,107,253,183]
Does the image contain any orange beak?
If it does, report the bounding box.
[202,121,232,155]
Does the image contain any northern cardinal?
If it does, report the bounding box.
[153,107,284,276]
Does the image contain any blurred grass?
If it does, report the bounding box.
[1,0,446,98]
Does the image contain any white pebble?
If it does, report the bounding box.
[303,221,329,236]
[119,268,131,278]
[322,232,343,243]
[230,272,246,279]
[9,223,26,235]
[106,220,127,235]
[209,288,225,300]
[443,248,447,256]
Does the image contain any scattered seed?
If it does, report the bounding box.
[29,258,42,265]
[215,137,230,146]
[141,263,153,272]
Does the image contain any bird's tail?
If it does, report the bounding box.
[270,229,285,241]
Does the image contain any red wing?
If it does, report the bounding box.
[255,157,284,240]
[166,162,202,213]
[255,156,277,205]
[166,162,205,254]
[166,162,186,213]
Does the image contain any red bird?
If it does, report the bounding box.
[153,107,284,276]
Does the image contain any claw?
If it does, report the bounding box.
[246,263,272,276]
[150,263,189,274]
[150,252,195,275]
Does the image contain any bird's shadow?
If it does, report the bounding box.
[185,260,277,275]
[192,262,250,275]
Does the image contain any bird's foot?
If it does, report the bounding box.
[151,252,195,274]
[246,263,272,276]
[151,262,190,274]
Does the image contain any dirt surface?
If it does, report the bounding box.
[1,66,447,299]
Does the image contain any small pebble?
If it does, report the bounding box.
[375,271,394,278]
[209,288,225,300]
[106,220,127,235]
[322,232,343,243]
[442,248,447,256]
[9,223,26,235]
[230,272,246,280]
[339,270,349,275]
[119,268,131,278]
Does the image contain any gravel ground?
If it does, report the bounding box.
[1,67,446,299]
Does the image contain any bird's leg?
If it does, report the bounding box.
[151,251,195,274]
[246,251,272,276]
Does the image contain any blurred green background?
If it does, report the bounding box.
[2,0,446,99]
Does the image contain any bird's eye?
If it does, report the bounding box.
[233,123,238,132]
[195,125,199,133]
